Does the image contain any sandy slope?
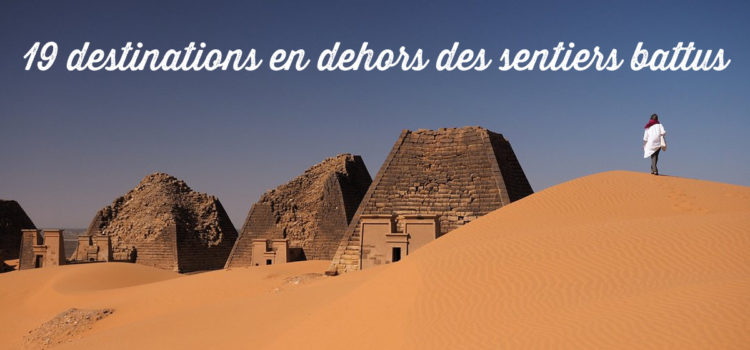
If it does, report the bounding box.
[1,171,748,349]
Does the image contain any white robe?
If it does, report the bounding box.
[643,123,666,158]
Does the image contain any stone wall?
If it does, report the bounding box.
[177,201,238,272]
[18,229,42,270]
[74,235,111,263]
[126,224,178,271]
[226,154,371,268]
[18,229,66,270]
[328,127,533,274]
[0,199,36,261]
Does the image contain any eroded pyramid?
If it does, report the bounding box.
[76,173,238,272]
[0,199,36,264]
[225,154,372,268]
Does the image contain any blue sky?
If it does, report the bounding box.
[1,0,748,228]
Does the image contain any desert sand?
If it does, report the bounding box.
[1,170,748,349]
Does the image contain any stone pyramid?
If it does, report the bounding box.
[328,126,533,275]
[76,173,238,272]
[0,199,36,263]
[225,154,372,268]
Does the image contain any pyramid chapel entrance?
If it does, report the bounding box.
[360,214,438,269]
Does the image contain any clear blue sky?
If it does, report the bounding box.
[1,0,748,228]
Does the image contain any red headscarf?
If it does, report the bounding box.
[644,119,660,129]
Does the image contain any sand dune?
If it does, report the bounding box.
[269,171,750,349]
[1,171,748,349]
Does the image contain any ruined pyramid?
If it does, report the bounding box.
[0,199,36,263]
[76,173,238,272]
[328,126,533,275]
[225,154,372,268]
